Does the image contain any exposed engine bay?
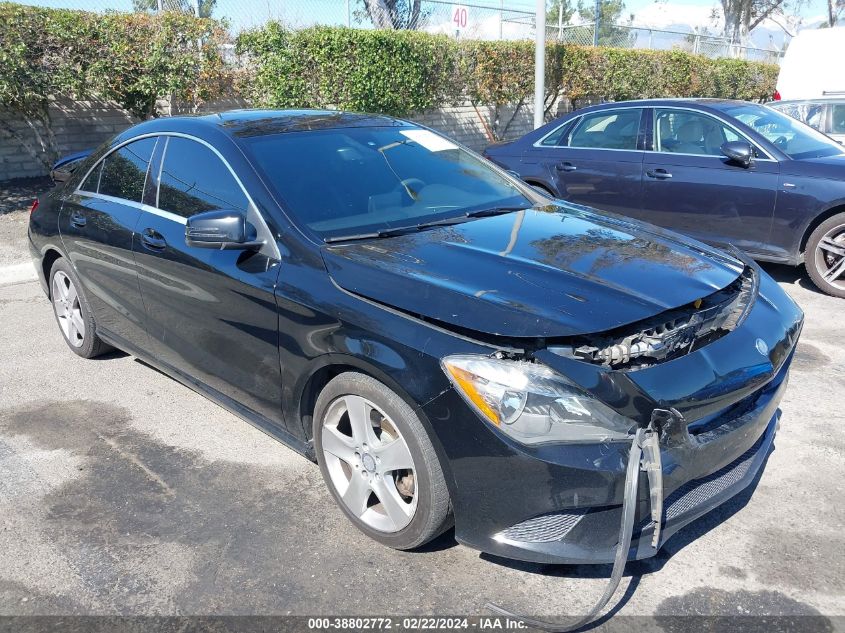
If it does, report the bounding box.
[550,266,758,370]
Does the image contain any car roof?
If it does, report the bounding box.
[572,98,752,114]
[113,109,411,146]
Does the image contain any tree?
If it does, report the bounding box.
[547,0,576,26]
[576,0,635,46]
[358,0,423,29]
[825,0,844,26]
[718,0,804,41]
[131,0,216,18]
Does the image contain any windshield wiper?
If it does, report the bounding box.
[323,225,422,243]
[324,206,533,243]
[465,205,532,218]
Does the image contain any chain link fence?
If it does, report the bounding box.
[549,23,783,63]
[11,0,783,62]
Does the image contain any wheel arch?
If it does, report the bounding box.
[800,203,845,257]
[41,247,64,297]
[522,178,557,197]
[295,353,458,495]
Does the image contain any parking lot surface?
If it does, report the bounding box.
[0,199,843,627]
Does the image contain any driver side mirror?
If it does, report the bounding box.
[720,141,754,167]
[185,210,264,250]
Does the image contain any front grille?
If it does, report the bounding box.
[660,433,766,523]
[500,510,587,543]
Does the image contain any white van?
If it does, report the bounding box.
[776,27,845,100]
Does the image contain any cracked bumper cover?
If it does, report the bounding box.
[422,272,802,565]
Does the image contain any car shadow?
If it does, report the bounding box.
[91,349,128,361]
[760,262,825,295]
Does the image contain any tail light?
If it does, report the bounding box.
[29,199,39,215]
[773,90,781,101]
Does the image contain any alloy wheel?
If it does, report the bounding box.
[814,223,845,291]
[320,395,417,533]
[52,271,85,347]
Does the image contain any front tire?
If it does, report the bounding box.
[313,372,451,550]
[49,258,111,358]
[805,212,845,298]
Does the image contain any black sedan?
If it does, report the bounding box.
[29,110,802,569]
[484,98,845,297]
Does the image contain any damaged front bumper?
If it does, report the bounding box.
[422,271,803,565]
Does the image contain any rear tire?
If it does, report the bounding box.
[313,372,451,550]
[805,212,845,298]
[49,258,111,358]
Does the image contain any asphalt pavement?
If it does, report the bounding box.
[0,201,843,629]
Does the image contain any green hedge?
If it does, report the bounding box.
[236,25,779,116]
[0,2,228,119]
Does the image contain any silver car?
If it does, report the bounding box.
[771,98,845,144]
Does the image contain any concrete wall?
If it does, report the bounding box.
[0,97,138,182]
[0,96,541,182]
[410,102,536,151]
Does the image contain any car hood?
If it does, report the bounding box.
[321,206,744,339]
[783,152,845,178]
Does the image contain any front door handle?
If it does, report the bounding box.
[140,228,167,251]
[70,210,87,228]
[556,162,577,172]
[646,169,673,180]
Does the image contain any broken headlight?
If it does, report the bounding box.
[441,355,634,445]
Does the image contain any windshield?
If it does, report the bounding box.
[717,103,843,160]
[242,126,533,240]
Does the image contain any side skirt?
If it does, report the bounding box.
[97,329,316,462]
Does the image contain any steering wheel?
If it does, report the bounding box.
[773,135,788,150]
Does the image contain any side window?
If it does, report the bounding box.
[654,109,740,156]
[98,137,157,202]
[567,109,642,150]
[157,137,249,218]
[831,105,845,134]
[539,121,571,146]
[79,162,102,193]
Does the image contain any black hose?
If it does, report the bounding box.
[485,428,646,632]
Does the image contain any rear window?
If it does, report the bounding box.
[567,109,642,150]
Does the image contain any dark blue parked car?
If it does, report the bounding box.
[30,110,802,571]
[484,99,845,297]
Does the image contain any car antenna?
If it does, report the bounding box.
[485,409,673,631]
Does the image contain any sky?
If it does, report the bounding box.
[18,0,830,35]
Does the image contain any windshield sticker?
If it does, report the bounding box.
[400,129,458,152]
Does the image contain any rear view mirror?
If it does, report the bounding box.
[721,141,754,167]
[185,210,264,250]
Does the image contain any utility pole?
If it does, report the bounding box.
[593,0,600,46]
[346,0,351,27]
[534,0,545,129]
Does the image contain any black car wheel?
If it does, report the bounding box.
[49,258,111,358]
[313,372,452,550]
[806,212,845,298]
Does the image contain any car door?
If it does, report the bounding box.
[521,107,646,217]
[133,135,284,423]
[59,136,158,349]
[639,108,779,255]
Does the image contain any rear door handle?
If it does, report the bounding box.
[556,162,577,172]
[70,210,87,228]
[140,228,167,251]
[646,169,673,180]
